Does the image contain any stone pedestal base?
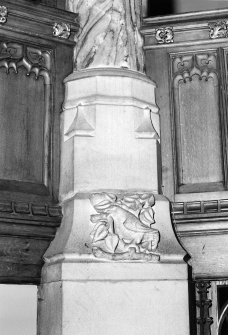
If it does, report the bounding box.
[38,68,190,335]
[39,262,189,335]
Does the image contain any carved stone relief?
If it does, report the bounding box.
[155,27,174,44]
[209,21,228,39]
[66,0,144,72]
[89,192,160,261]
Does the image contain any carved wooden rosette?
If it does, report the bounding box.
[155,27,174,44]
[196,281,213,335]
[53,22,71,39]
[209,21,228,39]
[0,6,7,23]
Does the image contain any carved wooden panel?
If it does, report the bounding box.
[25,0,65,8]
[171,52,224,193]
[142,10,228,200]
[0,0,79,284]
[0,42,51,195]
[196,281,213,335]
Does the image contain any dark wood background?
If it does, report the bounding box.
[0,0,78,284]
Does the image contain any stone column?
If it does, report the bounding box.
[38,1,190,335]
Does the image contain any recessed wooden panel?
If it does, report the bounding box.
[176,75,223,185]
[0,68,45,184]
[0,0,78,284]
[0,41,52,196]
[172,52,224,193]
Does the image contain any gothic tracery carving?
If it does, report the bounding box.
[89,192,160,261]
[172,53,217,83]
[0,42,51,83]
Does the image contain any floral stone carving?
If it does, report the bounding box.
[89,193,160,261]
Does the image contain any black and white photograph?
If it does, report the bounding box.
[0,1,228,334]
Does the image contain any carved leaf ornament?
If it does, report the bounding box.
[209,21,228,39]
[89,193,160,261]
[53,22,71,39]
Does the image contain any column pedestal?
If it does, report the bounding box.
[38,69,190,335]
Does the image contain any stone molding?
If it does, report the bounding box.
[64,67,155,83]
[63,68,157,110]
[41,261,188,283]
[63,68,159,143]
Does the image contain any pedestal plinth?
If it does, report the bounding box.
[39,262,189,335]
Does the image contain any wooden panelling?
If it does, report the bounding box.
[0,237,50,264]
[25,0,66,9]
[143,11,228,335]
[0,42,51,195]
[0,69,45,184]
[145,49,175,199]
[171,52,224,193]
[142,11,228,199]
[0,0,78,284]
